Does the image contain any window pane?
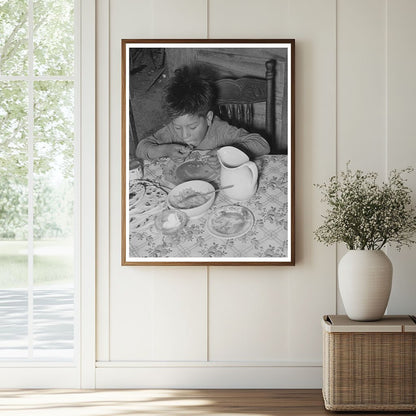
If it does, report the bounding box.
[33,287,74,360]
[0,289,28,359]
[33,81,74,258]
[0,81,28,359]
[33,0,74,76]
[0,0,28,76]
[33,80,74,359]
[0,81,28,244]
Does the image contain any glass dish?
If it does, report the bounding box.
[154,209,187,235]
[207,205,254,239]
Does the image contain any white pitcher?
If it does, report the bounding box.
[217,146,258,201]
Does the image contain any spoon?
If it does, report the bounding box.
[180,184,234,203]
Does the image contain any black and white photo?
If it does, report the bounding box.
[122,40,295,265]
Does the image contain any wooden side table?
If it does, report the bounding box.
[322,315,416,411]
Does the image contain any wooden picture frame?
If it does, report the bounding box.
[122,39,295,265]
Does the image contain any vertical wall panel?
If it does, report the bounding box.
[110,272,155,359]
[336,0,387,314]
[106,0,209,361]
[151,0,207,38]
[151,271,207,361]
[386,0,416,314]
[209,268,290,361]
[286,0,337,360]
[111,269,207,361]
[209,0,289,38]
[337,0,387,172]
[208,0,337,365]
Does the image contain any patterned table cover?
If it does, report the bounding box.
[128,153,288,260]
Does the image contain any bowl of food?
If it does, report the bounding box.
[167,180,216,218]
[154,209,187,235]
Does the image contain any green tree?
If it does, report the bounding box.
[0,177,27,238]
[0,0,28,75]
[0,0,74,240]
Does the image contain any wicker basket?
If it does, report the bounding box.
[322,315,416,411]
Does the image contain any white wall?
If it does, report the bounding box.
[95,0,416,388]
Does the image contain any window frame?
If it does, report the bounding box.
[0,0,96,388]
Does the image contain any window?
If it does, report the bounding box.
[0,0,78,361]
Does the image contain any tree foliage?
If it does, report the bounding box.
[0,0,28,75]
[33,0,74,76]
[0,0,74,240]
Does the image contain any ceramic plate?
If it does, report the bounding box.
[162,151,220,185]
[207,205,254,239]
[175,160,218,183]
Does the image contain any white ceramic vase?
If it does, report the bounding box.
[338,250,393,321]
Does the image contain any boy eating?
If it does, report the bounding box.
[136,65,270,161]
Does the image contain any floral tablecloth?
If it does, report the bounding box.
[128,154,288,260]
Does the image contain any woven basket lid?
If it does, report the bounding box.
[322,315,416,333]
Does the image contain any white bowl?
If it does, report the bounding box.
[167,180,215,218]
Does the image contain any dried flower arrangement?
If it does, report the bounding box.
[314,164,416,250]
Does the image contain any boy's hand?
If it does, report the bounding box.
[166,144,193,161]
[147,144,193,160]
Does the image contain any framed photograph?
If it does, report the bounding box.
[122,39,295,265]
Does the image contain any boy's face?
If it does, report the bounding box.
[172,111,213,148]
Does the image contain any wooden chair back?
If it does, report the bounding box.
[215,59,276,150]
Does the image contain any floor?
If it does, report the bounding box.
[0,389,413,416]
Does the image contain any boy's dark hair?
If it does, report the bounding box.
[165,65,216,118]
